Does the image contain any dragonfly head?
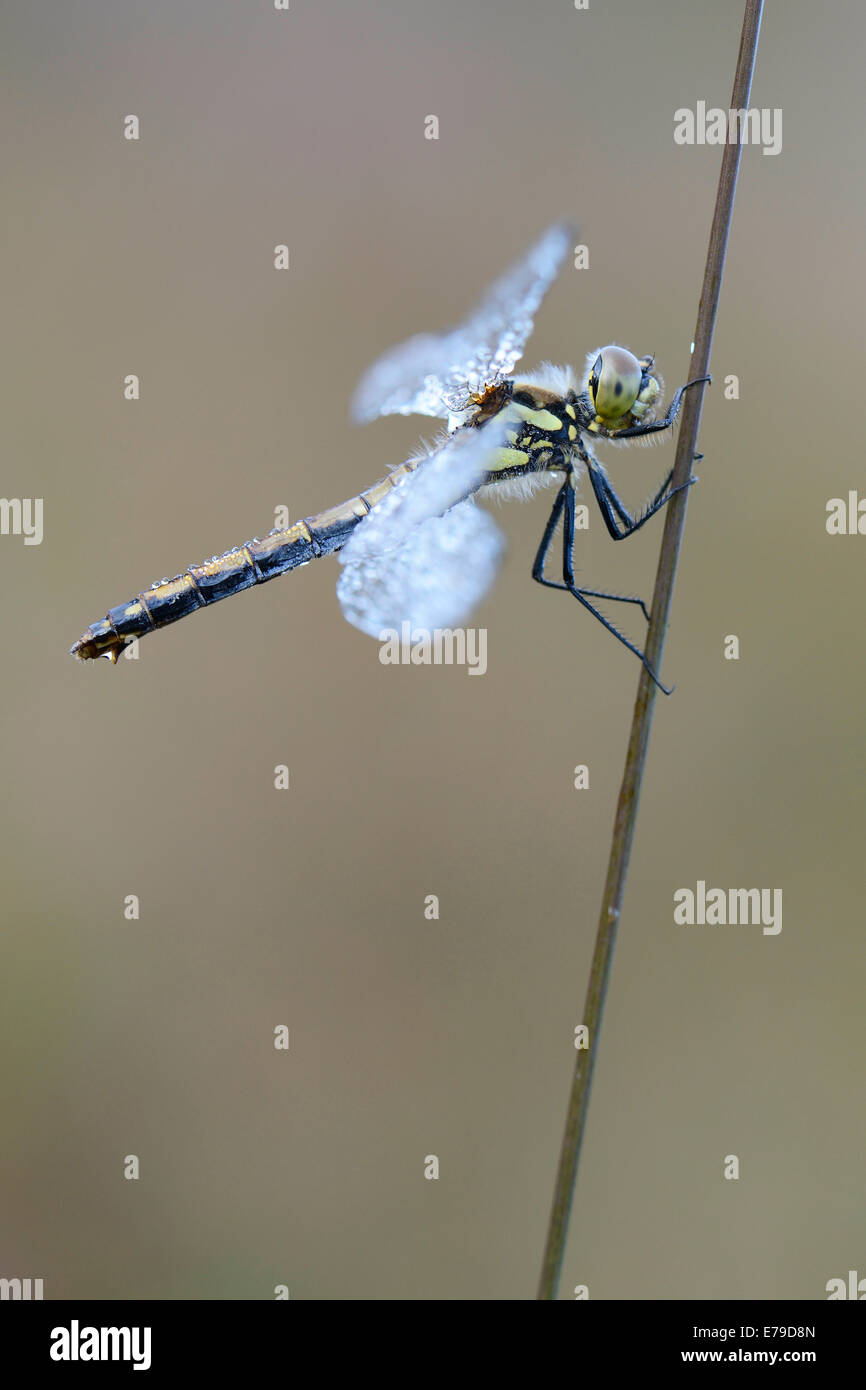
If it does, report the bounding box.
[586,346,662,433]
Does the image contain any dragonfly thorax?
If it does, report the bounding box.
[478,378,580,480]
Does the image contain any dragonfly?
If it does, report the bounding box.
[70,222,708,688]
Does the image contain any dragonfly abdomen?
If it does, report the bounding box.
[70,465,417,662]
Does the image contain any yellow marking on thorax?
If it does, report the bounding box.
[486,446,530,472]
[506,402,563,433]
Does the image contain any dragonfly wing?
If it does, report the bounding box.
[337,423,507,635]
[351,221,575,422]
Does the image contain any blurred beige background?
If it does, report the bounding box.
[2,0,864,1299]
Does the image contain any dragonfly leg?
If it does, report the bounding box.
[530,478,568,585]
[584,441,698,542]
[532,478,651,621]
[557,479,672,694]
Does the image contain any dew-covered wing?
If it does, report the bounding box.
[337,422,507,635]
[351,221,574,423]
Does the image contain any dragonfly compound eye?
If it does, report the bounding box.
[592,345,642,423]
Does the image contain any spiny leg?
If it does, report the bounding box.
[532,476,671,693]
[530,478,567,584]
[576,586,651,624]
[560,480,671,694]
[586,450,697,542]
[532,478,651,621]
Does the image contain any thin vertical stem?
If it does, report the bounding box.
[537,0,765,1300]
